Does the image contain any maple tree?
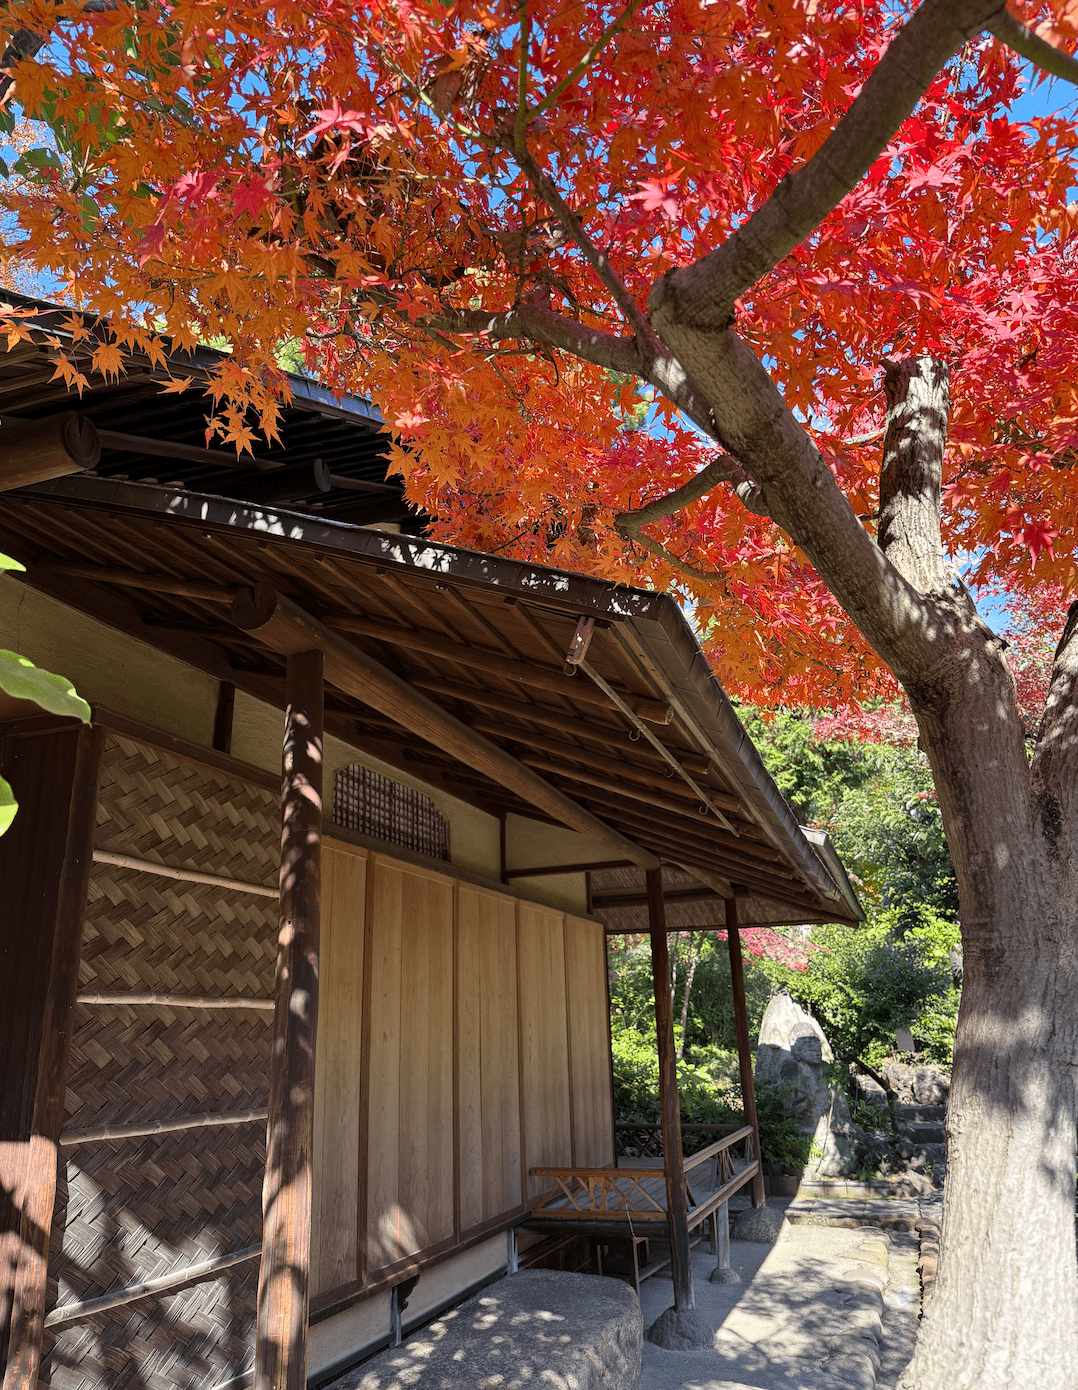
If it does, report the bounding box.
[3,0,1078,1381]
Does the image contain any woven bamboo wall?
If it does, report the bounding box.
[41,733,279,1390]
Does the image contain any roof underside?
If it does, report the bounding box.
[0,296,427,533]
[0,472,862,929]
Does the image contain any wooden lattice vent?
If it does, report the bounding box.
[333,764,449,860]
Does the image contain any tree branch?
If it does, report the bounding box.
[877,355,952,595]
[620,528,732,585]
[615,454,769,543]
[517,149,657,348]
[0,27,46,104]
[528,0,649,119]
[649,0,1006,332]
[641,321,948,683]
[987,8,1078,87]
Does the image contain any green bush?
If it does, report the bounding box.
[759,905,957,1068]
[610,1031,741,1125]
[753,1081,813,1173]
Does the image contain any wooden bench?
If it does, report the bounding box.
[526,1125,760,1291]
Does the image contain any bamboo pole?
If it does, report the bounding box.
[45,1245,262,1328]
[229,586,659,870]
[60,1107,268,1147]
[411,678,711,772]
[470,719,740,811]
[646,867,694,1311]
[255,649,323,1390]
[76,993,273,1011]
[33,563,237,603]
[320,610,672,725]
[92,848,277,897]
[726,898,766,1207]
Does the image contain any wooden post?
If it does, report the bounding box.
[255,650,324,1390]
[726,898,766,1208]
[1,723,104,1390]
[646,868,694,1311]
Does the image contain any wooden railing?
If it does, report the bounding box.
[614,1120,747,1160]
[530,1125,759,1228]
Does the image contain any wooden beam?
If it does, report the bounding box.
[96,426,277,471]
[0,414,100,493]
[501,858,635,880]
[470,719,733,807]
[255,649,324,1390]
[32,563,237,604]
[727,899,766,1209]
[325,472,399,496]
[324,612,672,725]
[592,886,724,909]
[586,810,785,883]
[646,867,694,1312]
[1,724,104,1390]
[213,680,236,754]
[230,585,659,869]
[519,751,742,821]
[568,790,784,864]
[413,679,709,771]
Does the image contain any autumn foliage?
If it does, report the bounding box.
[1,0,1077,712]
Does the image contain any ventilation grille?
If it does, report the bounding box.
[333,765,449,861]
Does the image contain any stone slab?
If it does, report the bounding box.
[639,1204,891,1390]
[331,1270,642,1390]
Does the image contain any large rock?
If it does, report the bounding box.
[755,993,857,1177]
[645,1306,712,1351]
[729,1205,787,1244]
[883,1059,950,1105]
[335,1271,642,1390]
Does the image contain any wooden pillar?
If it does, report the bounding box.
[255,650,324,1390]
[646,868,694,1311]
[726,898,766,1208]
[1,722,104,1390]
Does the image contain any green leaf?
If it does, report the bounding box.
[12,148,64,177]
[0,774,16,836]
[0,552,26,573]
[0,650,90,721]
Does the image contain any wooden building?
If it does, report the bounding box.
[0,311,860,1390]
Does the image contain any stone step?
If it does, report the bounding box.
[902,1120,946,1144]
[895,1104,946,1123]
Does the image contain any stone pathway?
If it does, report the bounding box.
[637,1196,939,1390]
[782,1195,942,1233]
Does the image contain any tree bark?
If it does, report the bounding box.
[897,682,1078,1388]
[675,932,703,1062]
[870,361,1078,1390]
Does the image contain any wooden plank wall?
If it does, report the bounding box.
[311,839,614,1309]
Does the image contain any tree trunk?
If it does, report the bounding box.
[875,361,1078,1389]
[897,669,1078,1389]
[676,932,702,1062]
[650,217,1078,1377]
